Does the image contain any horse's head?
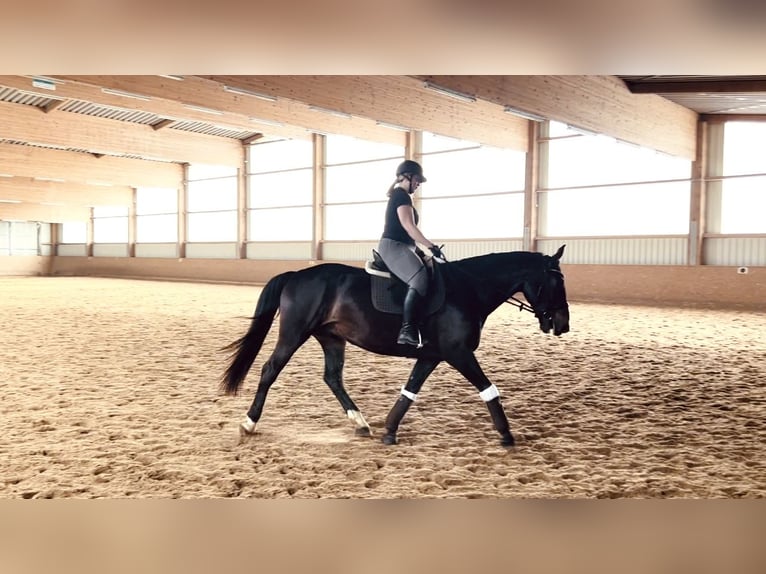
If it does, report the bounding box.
[522,245,570,336]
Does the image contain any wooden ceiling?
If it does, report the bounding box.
[0,75,762,222]
[619,76,766,118]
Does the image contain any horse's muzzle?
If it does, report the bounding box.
[552,307,570,336]
[540,307,570,336]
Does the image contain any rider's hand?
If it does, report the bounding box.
[429,245,445,260]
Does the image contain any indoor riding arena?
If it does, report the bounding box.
[1,75,764,499]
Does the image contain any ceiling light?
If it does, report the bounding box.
[29,76,63,90]
[183,104,224,115]
[376,120,409,131]
[249,117,284,127]
[423,81,476,103]
[566,125,599,137]
[0,173,14,178]
[223,85,277,102]
[158,75,184,81]
[101,88,152,101]
[308,105,352,119]
[34,177,66,183]
[503,105,545,122]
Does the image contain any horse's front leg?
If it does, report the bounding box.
[446,351,514,447]
[382,358,440,445]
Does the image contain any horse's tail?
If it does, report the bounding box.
[220,271,296,395]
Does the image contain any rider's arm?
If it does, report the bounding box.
[397,205,435,250]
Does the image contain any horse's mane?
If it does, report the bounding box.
[438,251,546,310]
[447,251,546,274]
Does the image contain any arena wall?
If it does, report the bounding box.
[0,255,52,276]
[47,256,765,311]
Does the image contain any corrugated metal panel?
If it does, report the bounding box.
[322,242,376,261]
[321,239,525,262]
[0,138,90,155]
[60,100,160,125]
[57,244,88,256]
[1,87,258,147]
[135,244,179,258]
[537,237,688,265]
[445,239,524,260]
[704,237,766,266]
[185,242,239,259]
[92,244,130,257]
[170,120,259,140]
[247,242,313,260]
[0,86,63,108]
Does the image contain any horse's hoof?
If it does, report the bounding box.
[355,427,372,437]
[238,424,256,444]
[500,434,515,448]
[381,434,397,446]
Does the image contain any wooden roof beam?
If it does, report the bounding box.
[152,118,176,130]
[624,79,766,94]
[0,201,90,223]
[0,75,278,142]
[48,75,407,146]
[415,75,698,159]
[43,99,67,113]
[199,75,529,151]
[0,143,183,188]
[0,177,132,206]
[0,100,242,165]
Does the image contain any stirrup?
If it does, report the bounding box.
[397,325,424,348]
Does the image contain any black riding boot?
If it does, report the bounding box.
[397,287,423,347]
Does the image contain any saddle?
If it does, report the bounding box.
[364,250,446,315]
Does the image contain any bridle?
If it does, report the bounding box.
[504,268,566,320]
[505,295,535,314]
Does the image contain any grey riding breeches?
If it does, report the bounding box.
[378,238,428,296]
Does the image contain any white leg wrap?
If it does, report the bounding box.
[400,386,418,402]
[479,384,500,402]
[346,409,369,428]
[241,416,257,433]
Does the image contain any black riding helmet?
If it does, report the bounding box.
[396,159,427,182]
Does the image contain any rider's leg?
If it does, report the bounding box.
[397,267,428,347]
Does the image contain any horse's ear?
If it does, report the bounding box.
[552,244,566,261]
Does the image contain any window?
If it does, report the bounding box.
[248,207,312,241]
[323,135,404,240]
[186,164,237,242]
[61,221,86,243]
[136,187,178,242]
[420,194,525,239]
[545,183,690,236]
[547,125,690,189]
[721,122,766,233]
[419,132,526,239]
[248,139,313,241]
[542,121,692,237]
[93,206,128,243]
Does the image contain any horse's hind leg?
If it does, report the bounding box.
[239,331,308,440]
[382,358,440,445]
[314,333,371,437]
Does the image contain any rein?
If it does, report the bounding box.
[505,296,535,314]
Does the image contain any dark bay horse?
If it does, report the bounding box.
[221,245,569,447]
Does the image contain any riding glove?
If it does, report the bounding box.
[429,245,445,260]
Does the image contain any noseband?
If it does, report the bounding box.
[504,268,565,320]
